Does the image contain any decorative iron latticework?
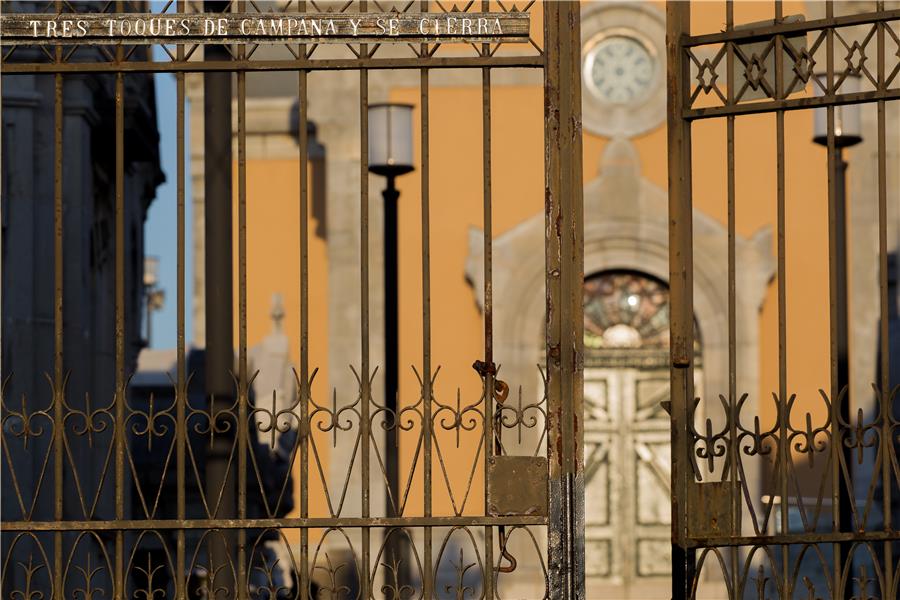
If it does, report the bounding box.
[667,2,900,599]
[0,1,586,599]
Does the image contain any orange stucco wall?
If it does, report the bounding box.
[235,0,837,519]
[234,159,332,524]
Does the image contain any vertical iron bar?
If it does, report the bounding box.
[773,5,791,596]
[237,23,248,600]
[112,7,127,597]
[297,14,310,595]
[666,2,696,597]
[724,4,739,596]
[359,15,371,596]
[420,60,433,600]
[176,0,187,593]
[52,27,64,597]
[876,16,892,597]
[544,2,584,599]
[114,67,126,600]
[481,50,494,600]
[113,0,126,583]
[824,3,844,597]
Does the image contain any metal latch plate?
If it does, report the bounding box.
[688,481,740,537]
[487,455,548,517]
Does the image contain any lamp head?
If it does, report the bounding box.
[368,103,415,178]
[143,256,159,288]
[812,73,863,148]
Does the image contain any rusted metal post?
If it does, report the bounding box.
[203,0,235,593]
[666,2,696,597]
[544,2,584,599]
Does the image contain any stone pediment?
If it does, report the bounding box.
[466,138,774,320]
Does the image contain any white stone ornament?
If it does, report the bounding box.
[580,2,666,138]
[584,34,656,106]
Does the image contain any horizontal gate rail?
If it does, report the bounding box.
[682,8,900,47]
[676,7,899,119]
[2,516,547,532]
[0,54,545,73]
[684,89,900,120]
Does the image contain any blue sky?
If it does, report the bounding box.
[145,40,192,349]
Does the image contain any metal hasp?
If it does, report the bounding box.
[687,481,741,538]
[488,456,549,517]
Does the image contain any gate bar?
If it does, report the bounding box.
[51,11,64,595]
[773,5,791,599]
[666,2,696,597]
[0,55,544,74]
[296,2,310,596]
[114,15,126,595]
[682,8,900,46]
[419,5,434,593]
[876,10,894,598]
[823,4,844,598]
[359,17,372,598]
[481,1,495,592]
[724,2,740,595]
[175,0,187,595]
[544,2,584,599]
[236,0,249,591]
[0,515,546,531]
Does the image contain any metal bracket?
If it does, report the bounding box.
[688,481,741,538]
[487,455,548,517]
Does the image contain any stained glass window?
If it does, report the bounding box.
[584,271,675,350]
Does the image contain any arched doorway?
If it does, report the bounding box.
[464,137,774,598]
[582,270,701,599]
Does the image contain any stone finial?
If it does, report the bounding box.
[598,136,640,179]
[271,292,285,334]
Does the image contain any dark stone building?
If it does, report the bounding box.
[1,4,163,594]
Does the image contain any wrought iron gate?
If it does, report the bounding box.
[667,2,899,599]
[0,1,584,599]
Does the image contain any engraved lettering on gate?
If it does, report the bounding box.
[5,13,526,44]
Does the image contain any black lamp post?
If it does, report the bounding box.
[368,102,415,583]
[812,73,862,571]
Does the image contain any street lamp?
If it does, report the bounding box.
[142,256,165,347]
[812,73,862,552]
[368,102,414,583]
[813,73,862,147]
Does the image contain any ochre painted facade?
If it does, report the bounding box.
[211,3,892,578]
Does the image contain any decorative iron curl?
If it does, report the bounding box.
[734,392,779,458]
[2,374,55,448]
[687,395,729,479]
[308,365,363,449]
[786,397,831,470]
[126,391,174,451]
